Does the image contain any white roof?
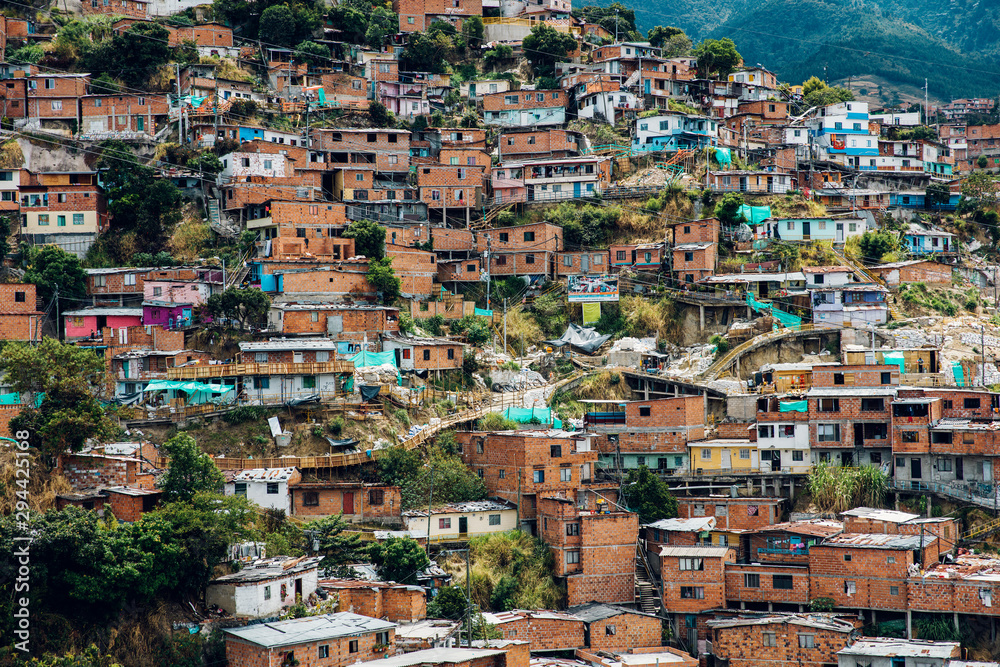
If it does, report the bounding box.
[232,467,298,482]
[644,517,716,532]
[223,612,395,649]
[841,507,920,523]
[240,338,341,352]
[659,545,732,558]
[837,639,959,659]
[63,307,143,317]
[356,648,507,667]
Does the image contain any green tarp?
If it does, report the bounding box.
[953,362,966,387]
[779,400,808,413]
[143,380,234,405]
[0,392,21,405]
[349,350,397,368]
[883,354,906,376]
[738,204,772,225]
[475,308,494,317]
[502,406,563,429]
[714,147,732,168]
[746,293,802,330]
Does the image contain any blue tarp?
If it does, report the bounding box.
[714,147,732,168]
[953,362,966,387]
[779,400,808,413]
[883,354,906,376]
[474,308,494,317]
[143,380,234,405]
[502,406,563,429]
[349,350,397,368]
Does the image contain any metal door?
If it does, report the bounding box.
[574,181,581,198]
[836,223,844,243]
[343,491,354,514]
[721,449,731,470]
[459,516,468,535]
[581,254,589,272]
[911,458,922,479]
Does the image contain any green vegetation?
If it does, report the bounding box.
[343,219,387,260]
[522,23,578,78]
[307,514,364,569]
[450,315,492,346]
[621,465,678,523]
[808,463,888,513]
[647,26,692,56]
[1,338,115,460]
[897,282,962,316]
[24,245,87,306]
[369,536,430,584]
[477,412,519,431]
[202,288,271,329]
[159,433,225,502]
[368,257,402,305]
[452,531,565,611]
[802,76,854,107]
[376,439,489,510]
[692,37,742,78]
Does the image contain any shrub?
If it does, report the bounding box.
[222,406,269,424]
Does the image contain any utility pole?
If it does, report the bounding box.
[54,285,60,342]
[465,548,472,646]
[425,467,435,555]
[614,8,619,43]
[516,468,522,529]
[503,298,508,356]
[983,326,987,387]
[175,63,182,143]
[924,78,929,127]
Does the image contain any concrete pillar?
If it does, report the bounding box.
[906,610,912,639]
[954,611,960,634]
[760,478,765,495]
[699,304,705,330]
[789,478,795,501]
[740,601,746,610]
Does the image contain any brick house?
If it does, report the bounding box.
[497,129,585,160]
[575,647,697,667]
[657,545,735,618]
[83,0,150,18]
[484,610,586,650]
[19,169,107,258]
[387,244,439,298]
[483,90,567,128]
[840,507,959,545]
[415,164,484,226]
[492,156,611,203]
[23,73,90,132]
[381,334,465,372]
[554,251,611,277]
[224,468,302,514]
[393,0,483,32]
[359,647,523,667]
[208,556,322,618]
[57,451,157,491]
[609,243,666,271]
[836,639,960,667]
[642,516,716,551]
[0,283,43,341]
[79,93,169,139]
[807,385,898,468]
[568,603,663,651]
[675,497,784,532]
[268,303,400,341]
[288,482,402,524]
[708,613,857,667]
[320,579,426,623]
[223,611,395,667]
[539,493,639,605]
[456,430,605,528]
[104,486,161,522]
[586,395,705,474]
[55,490,107,513]
[673,242,716,284]
[112,347,213,397]
[63,306,144,341]
[86,267,148,305]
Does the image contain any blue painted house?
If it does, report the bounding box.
[904,223,955,254]
[765,217,867,243]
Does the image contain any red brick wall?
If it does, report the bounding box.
[497,617,585,651]
[498,130,582,158]
[277,307,399,338]
[673,218,720,244]
[225,628,394,667]
[724,564,810,605]
[586,613,662,651]
[483,90,566,112]
[675,498,782,531]
[382,587,426,623]
[711,622,853,667]
[807,545,915,610]
[289,485,401,522]
[659,551,734,612]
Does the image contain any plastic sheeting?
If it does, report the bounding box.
[143,380,235,405]
[953,362,967,387]
[714,147,732,168]
[474,308,494,317]
[779,400,808,413]
[502,406,563,429]
[582,302,601,326]
[0,392,21,405]
[545,323,612,354]
[349,350,397,368]
[738,204,772,225]
[882,354,906,375]
[359,385,382,402]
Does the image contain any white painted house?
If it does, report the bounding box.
[754,422,810,474]
[225,467,301,513]
[403,500,518,541]
[206,556,322,617]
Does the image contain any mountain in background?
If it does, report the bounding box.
[589,0,1000,102]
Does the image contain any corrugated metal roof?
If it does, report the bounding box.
[643,517,716,532]
[402,500,516,517]
[658,545,732,558]
[223,612,396,648]
[841,507,920,523]
[239,338,341,351]
[708,613,855,633]
[807,386,898,397]
[568,603,658,622]
[232,467,298,482]
[838,639,959,659]
[749,519,843,537]
[819,533,934,550]
[355,648,506,667]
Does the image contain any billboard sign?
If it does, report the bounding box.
[568,274,619,302]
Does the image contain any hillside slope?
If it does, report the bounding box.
[586,0,1000,99]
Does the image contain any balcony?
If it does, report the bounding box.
[584,411,626,427]
[167,360,353,380]
[757,546,809,556]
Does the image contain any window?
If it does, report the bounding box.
[616,251,626,261]
[349,640,359,653]
[447,348,455,360]
[762,632,777,647]
[253,376,270,390]
[533,470,544,483]
[739,449,750,459]
[773,574,794,589]
[881,372,892,384]
[566,550,581,564]
[124,274,136,286]
[845,580,856,595]
[439,518,452,529]
[965,398,982,409]
[679,558,704,571]
[14,291,24,303]
[758,425,774,438]
[369,489,384,505]
[234,482,247,497]
[861,398,884,411]
[499,232,509,242]
[266,482,279,494]
[153,287,162,296]
[264,585,272,600]
[817,398,840,412]
[701,449,712,461]
[639,406,651,417]
[489,514,502,526]
[684,251,694,262]
[303,492,319,506]
[798,635,815,649]
[943,400,953,410]
[560,467,571,482]
[302,376,316,389]
[605,625,616,636]
[817,424,840,442]
[938,458,953,472]
[844,554,852,562]
[524,231,536,242]
[402,349,411,360]
[890,586,899,595]
[902,431,919,443]
[51,100,62,111]
[38,214,49,226]
[887,556,896,564]
[744,573,760,588]
[792,450,804,461]
[422,349,430,361]
[680,587,704,599]
[318,646,330,659]
[526,254,535,264]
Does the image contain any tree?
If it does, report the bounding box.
[573,3,636,37]
[979,155,990,169]
[365,7,398,50]
[368,100,393,128]
[377,446,422,486]
[203,287,271,329]
[621,465,677,524]
[661,32,693,58]
[692,38,742,78]
[433,585,469,619]
[522,23,577,78]
[23,244,87,305]
[802,76,826,97]
[0,214,13,264]
[713,192,746,226]
[857,230,899,264]
[327,3,368,43]
[82,22,171,90]
[462,15,484,49]
[400,32,451,74]
[489,575,519,611]
[368,536,429,584]
[804,85,854,108]
[483,44,513,71]
[159,433,225,502]
[259,5,297,45]
[450,315,491,345]
[925,182,951,210]
[647,25,683,48]
[367,257,402,304]
[305,514,363,569]
[343,219,387,259]
[961,170,998,208]
[293,40,330,65]
[398,445,488,509]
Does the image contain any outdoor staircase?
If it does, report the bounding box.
[635,545,662,615]
[474,201,515,230]
[963,515,1000,542]
[831,247,906,321]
